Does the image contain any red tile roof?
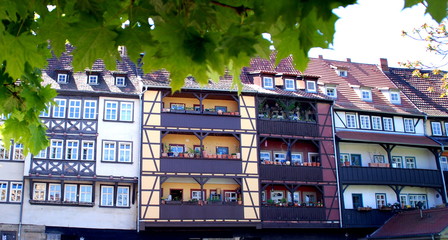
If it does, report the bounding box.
[336,131,441,147]
[369,208,448,239]
[304,58,423,116]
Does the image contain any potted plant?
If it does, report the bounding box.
[357,206,372,211]
[187,147,195,158]
[266,199,275,206]
[281,198,287,206]
[162,144,168,157]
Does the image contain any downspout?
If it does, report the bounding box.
[18,175,25,240]
[330,103,343,228]
[431,137,447,203]
[137,85,147,233]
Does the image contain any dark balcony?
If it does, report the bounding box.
[30,159,95,176]
[259,164,322,181]
[257,119,319,137]
[160,203,244,220]
[342,209,395,228]
[339,167,443,187]
[160,157,242,174]
[261,206,326,221]
[161,112,240,129]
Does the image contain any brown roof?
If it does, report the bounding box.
[304,58,423,116]
[369,208,448,239]
[386,67,448,117]
[337,131,441,147]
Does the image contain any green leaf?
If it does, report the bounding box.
[426,0,448,23]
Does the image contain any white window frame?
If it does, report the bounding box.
[440,156,448,171]
[81,141,95,161]
[40,106,50,117]
[34,148,47,159]
[445,122,448,136]
[337,69,347,77]
[65,140,79,160]
[361,89,372,101]
[346,114,357,128]
[306,80,317,92]
[119,102,133,121]
[104,101,118,120]
[101,185,114,206]
[390,91,401,104]
[0,142,10,160]
[340,153,349,165]
[13,143,24,160]
[83,100,97,119]
[53,99,67,118]
[392,156,403,168]
[57,74,68,83]
[404,118,415,133]
[373,155,385,163]
[225,191,237,202]
[103,141,116,162]
[0,182,7,202]
[408,194,427,209]
[48,183,61,201]
[360,115,371,129]
[284,78,295,90]
[432,122,442,136]
[291,153,302,165]
[64,184,77,202]
[68,100,81,119]
[383,117,394,131]
[79,185,93,203]
[405,156,416,169]
[50,140,63,159]
[116,186,130,207]
[10,183,22,202]
[274,152,286,164]
[326,86,337,98]
[118,142,132,163]
[263,77,274,89]
[115,76,126,87]
[260,151,271,163]
[191,190,205,201]
[375,193,387,208]
[372,116,382,130]
[33,182,46,201]
[88,75,98,85]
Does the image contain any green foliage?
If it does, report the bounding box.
[0,0,445,154]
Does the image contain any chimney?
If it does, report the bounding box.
[346,58,351,62]
[318,55,323,59]
[380,58,389,72]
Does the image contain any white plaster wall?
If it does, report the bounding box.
[414,119,425,135]
[0,162,24,180]
[339,143,387,166]
[0,204,21,224]
[394,116,404,132]
[343,185,442,209]
[334,111,349,128]
[392,146,436,169]
[96,97,140,178]
[22,181,137,230]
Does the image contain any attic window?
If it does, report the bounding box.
[115,76,126,87]
[284,78,295,90]
[88,75,98,85]
[390,91,400,104]
[337,70,347,77]
[57,74,68,83]
[326,86,337,98]
[263,77,274,89]
[306,80,317,93]
[361,89,372,101]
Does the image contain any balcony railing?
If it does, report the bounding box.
[339,166,443,187]
[161,112,241,129]
[30,159,96,176]
[261,206,326,221]
[257,119,319,137]
[342,209,395,228]
[160,157,242,174]
[259,164,323,181]
[42,119,97,133]
[160,203,244,220]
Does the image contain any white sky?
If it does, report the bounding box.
[308,0,444,69]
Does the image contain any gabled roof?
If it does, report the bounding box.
[369,208,448,239]
[386,67,448,117]
[304,58,423,116]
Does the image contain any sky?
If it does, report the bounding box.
[308,0,443,69]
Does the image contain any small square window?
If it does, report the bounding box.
[326,87,337,98]
[284,79,295,90]
[337,70,347,77]
[57,74,68,83]
[404,118,415,133]
[263,77,274,89]
[360,115,371,129]
[361,89,372,101]
[390,91,401,104]
[432,122,442,136]
[88,75,98,85]
[115,76,126,86]
[306,81,317,92]
[383,117,394,131]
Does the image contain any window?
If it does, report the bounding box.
[79,185,93,203]
[326,87,337,98]
[191,190,205,201]
[115,76,126,86]
[216,146,229,155]
[260,152,271,163]
[291,153,302,165]
[274,152,286,164]
[405,156,416,169]
[170,103,185,111]
[373,155,385,163]
[399,195,407,208]
[57,74,68,83]
[284,78,295,90]
[350,154,361,166]
[346,114,357,128]
[66,140,79,160]
[1,231,17,240]
[215,106,227,113]
[50,140,63,159]
[116,186,130,207]
[372,116,382,130]
[40,106,50,117]
[33,183,46,200]
[0,142,10,160]
[408,194,427,209]
[118,142,132,162]
[170,144,184,156]
[432,122,442,136]
[306,80,317,92]
[390,91,401,104]
[441,156,448,171]
[263,77,274,89]
[120,102,133,121]
[103,142,116,161]
[101,186,114,206]
[352,194,363,209]
[445,123,448,136]
[68,100,81,119]
[81,141,95,160]
[340,153,349,165]
[9,183,22,202]
[392,156,402,168]
[224,191,237,202]
[13,143,24,160]
[383,117,394,131]
[64,184,77,202]
[88,75,98,85]
[83,100,97,119]
[361,89,372,101]
[48,184,61,201]
[375,193,387,208]
[360,115,371,129]
[34,148,47,159]
[404,118,415,132]
[53,99,67,118]
[0,182,7,202]
[337,70,348,77]
[104,101,118,120]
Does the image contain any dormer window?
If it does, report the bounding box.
[57,74,68,83]
[263,77,274,89]
[326,86,337,98]
[284,79,295,90]
[115,76,126,87]
[390,91,400,104]
[337,70,347,77]
[88,75,98,85]
[306,80,317,92]
[361,89,372,101]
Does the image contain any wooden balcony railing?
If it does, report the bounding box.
[339,166,443,187]
[161,112,241,129]
[30,159,95,176]
[160,203,244,220]
[257,119,319,137]
[261,206,326,221]
[259,164,323,181]
[160,157,242,174]
[342,209,395,228]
